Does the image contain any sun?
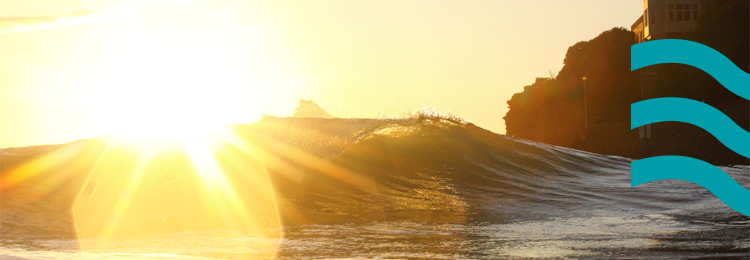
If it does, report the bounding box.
[53,17,287,256]
[83,20,266,143]
[0,6,293,257]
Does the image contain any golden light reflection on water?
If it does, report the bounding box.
[0,118,395,258]
[70,131,283,258]
[2,118,743,259]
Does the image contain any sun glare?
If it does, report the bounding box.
[66,19,286,256]
[1,9,292,257]
[83,19,266,144]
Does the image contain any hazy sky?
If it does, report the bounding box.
[0,0,642,148]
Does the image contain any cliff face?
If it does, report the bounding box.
[503,0,749,165]
[504,28,639,148]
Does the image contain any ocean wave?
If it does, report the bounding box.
[1,114,747,238]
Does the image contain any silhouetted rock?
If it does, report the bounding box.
[504,2,749,166]
[293,99,332,118]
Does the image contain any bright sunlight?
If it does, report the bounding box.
[82,16,267,142]
[68,10,284,257]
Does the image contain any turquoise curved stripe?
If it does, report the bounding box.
[631,39,750,101]
[631,97,750,158]
[632,156,750,216]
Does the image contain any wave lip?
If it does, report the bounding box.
[631,156,750,216]
[631,97,750,158]
[631,39,750,100]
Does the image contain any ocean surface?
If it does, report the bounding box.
[1,114,748,259]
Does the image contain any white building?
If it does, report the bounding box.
[632,0,702,43]
[632,0,701,140]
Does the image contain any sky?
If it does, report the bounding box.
[0,0,643,148]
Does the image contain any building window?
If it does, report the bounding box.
[669,5,674,22]
[675,4,692,21]
[693,4,699,20]
[669,4,697,22]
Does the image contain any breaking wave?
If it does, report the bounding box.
[1,113,748,258]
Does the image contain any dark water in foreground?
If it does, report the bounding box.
[1,115,748,259]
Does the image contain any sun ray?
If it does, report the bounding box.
[1,144,87,191]
[69,128,283,258]
[244,131,378,193]
[97,145,156,240]
[0,141,109,207]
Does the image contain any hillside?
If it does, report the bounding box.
[503,0,749,165]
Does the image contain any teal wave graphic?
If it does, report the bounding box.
[631,39,749,217]
[632,156,750,216]
[631,39,750,100]
[631,97,750,158]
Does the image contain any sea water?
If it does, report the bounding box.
[1,116,748,259]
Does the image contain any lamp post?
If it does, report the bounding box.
[583,76,587,127]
